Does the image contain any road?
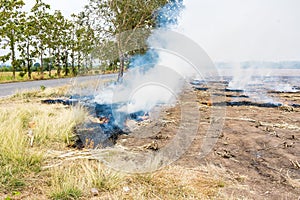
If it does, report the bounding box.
[0,74,117,98]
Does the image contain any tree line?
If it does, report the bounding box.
[0,0,172,80]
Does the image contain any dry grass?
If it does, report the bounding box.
[0,87,87,197]
[31,160,227,200]
[0,103,86,194]
[10,85,72,100]
[0,86,233,200]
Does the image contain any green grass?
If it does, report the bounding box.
[50,188,82,200]
[0,70,115,83]
[0,71,58,83]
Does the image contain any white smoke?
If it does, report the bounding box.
[94,32,196,114]
[93,0,202,115]
[227,62,254,90]
[273,83,299,93]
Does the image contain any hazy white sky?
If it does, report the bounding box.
[180,0,300,62]
[1,0,300,62]
[23,0,89,18]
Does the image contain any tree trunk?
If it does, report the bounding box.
[71,50,75,76]
[26,40,31,79]
[48,48,52,77]
[10,31,16,79]
[40,49,44,79]
[77,52,81,74]
[56,49,61,77]
[117,37,125,82]
[89,54,93,71]
[84,55,88,73]
[117,52,124,82]
[64,51,68,76]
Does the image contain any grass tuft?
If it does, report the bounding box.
[0,101,87,193]
[50,187,82,200]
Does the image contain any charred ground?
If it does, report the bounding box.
[105,78,300,199]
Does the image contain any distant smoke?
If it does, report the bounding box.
[227,62,255,90]
[274,84,299,93]
[219,62,299,104]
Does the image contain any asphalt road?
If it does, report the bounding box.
[0,74,117,98]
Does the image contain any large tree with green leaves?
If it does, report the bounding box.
[17,12,37,79]
[31,0,51,79]
[85,0,169,80]
[80,23,95,73]
[0,0,25,79]
[44,13,56,77]
[70,12,96,75]
[50,10,69,77]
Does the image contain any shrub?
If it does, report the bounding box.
[19,72,26,78]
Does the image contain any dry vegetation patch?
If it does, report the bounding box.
[0,87,231,200]
[2,81,300,199]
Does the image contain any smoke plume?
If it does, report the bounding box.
[94,0,194,120]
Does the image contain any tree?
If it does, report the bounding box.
[85,0,169,81]
[31,0,51,79]
[53,11,66,77]
[81,23,95,73]
[0,0,25,79]
[69,15,77,75]
[43,56,54,75]
[70,12,96,75]
[45,10,72,77]
[17,12,36,79]
[44,13,56,77]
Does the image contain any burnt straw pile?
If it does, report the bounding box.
[41,98,150,148]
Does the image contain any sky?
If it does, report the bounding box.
[180,0,300,62]
[1,0,300,63]
[23,0,89,18]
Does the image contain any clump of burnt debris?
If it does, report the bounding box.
[41,99,79,106]
[42,97,150,148]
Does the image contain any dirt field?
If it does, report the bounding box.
[1,75,298,199]
[184,85,299,199]
[108,79,300,199]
